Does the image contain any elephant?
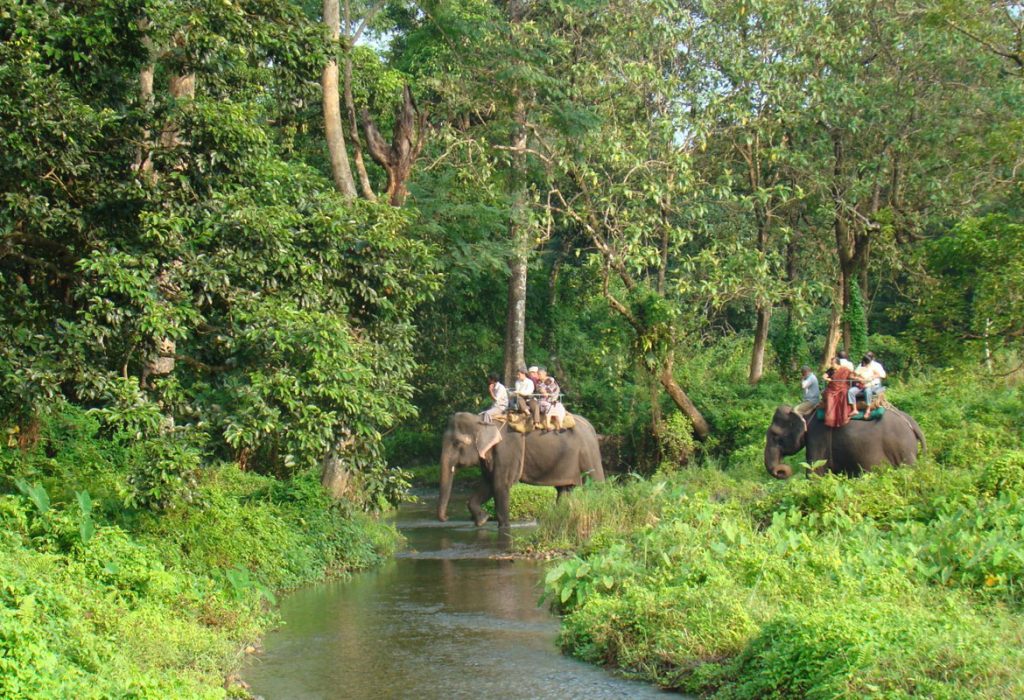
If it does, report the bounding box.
[437,411,605,528]
[764,405,926,479]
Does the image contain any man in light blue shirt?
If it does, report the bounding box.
[795,365,820,415]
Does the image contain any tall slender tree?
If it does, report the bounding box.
[323,0,358,197]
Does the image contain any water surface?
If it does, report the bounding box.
[244,499,670,699]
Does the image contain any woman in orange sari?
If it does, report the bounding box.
[823,356,854,428]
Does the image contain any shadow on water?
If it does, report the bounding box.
[244,499,672,699]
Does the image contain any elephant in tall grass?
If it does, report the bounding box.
[438,412,604,528]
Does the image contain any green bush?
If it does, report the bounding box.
[868,333,921,376]
[508,484,557,520]
[977,450,1024,497]
[657,412,695,470]
[0,407,399,698]
[719,596,1024,699]
[384,428,439,467]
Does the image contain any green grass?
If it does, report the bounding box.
[0,406,398,699]
[530,369,1024,698]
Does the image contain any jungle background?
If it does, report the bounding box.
[1,0,1022,697]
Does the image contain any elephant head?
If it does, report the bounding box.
[764,406,809,479]
[438,413,501,521]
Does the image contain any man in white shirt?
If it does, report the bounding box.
[849,352,887,413]
[837,351,855,371]
[866,352,887,385]
[512,367,535,413]
[482,372,508,423]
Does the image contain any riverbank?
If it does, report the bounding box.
[522,371,1024,697]
[0,407,400,699]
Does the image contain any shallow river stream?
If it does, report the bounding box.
[244,497,670,699]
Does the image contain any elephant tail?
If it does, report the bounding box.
[898,409,927,457]
[912,419,927,456]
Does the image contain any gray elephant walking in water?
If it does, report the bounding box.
[438,411,605,528]
[765,404,926,479]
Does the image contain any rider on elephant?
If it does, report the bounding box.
[849,352,887,415]
[512,367,534,414]
[533,368,563,431]
[481,373,508,424]
[794,365,821,416]
[823,356,854,428]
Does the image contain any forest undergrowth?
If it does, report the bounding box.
[521,358,1024,698]
[0,405,399,699]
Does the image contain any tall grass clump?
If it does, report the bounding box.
[524,477,669,552]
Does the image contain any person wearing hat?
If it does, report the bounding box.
[513,367,535,413]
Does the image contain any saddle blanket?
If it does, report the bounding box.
[816,407,886,422]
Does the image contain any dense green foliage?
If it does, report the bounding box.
[2,0,1023,695]
[529,368,1024,697]
[383,0,1022,467]
[1,0,438,496]
[0,404,397,698]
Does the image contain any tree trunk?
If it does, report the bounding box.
[650,380,662,436]
[839,265,853,351]
[748,305,771,384]
[503,248,527,383]
[658,357,710,440]
[361,85,426,207]
[321,442,354,500]
[542,250,562,357]
[160,70,195,150]
[781,231,798,374]
[747,142,771,385]
[544,249,571,387]
[134,19,155,176]
[822,296,842,369]
[144,57,193,390]
[322,0,357,198]
[344,51,376,201]
[341,0,375,201]
[502,96,528,384]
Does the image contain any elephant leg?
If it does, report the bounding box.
[805,432,830,475]
[556,485,574,502]
[493,484,511,530]
[468,480,494,527]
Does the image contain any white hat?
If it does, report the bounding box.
[528,365,538,373]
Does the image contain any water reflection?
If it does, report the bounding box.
[244,501,669,700]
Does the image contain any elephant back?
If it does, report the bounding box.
[571,414,605,482]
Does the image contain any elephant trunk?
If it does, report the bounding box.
[765,443,792,480]
[438,443,455,522]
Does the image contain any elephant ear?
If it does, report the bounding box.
[476,424,503,460]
